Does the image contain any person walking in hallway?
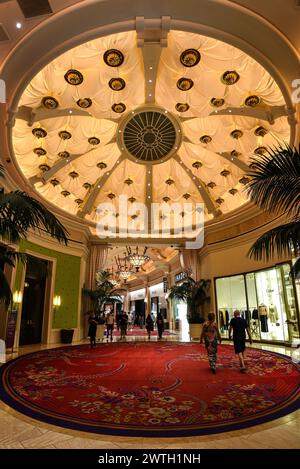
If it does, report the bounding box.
[200,312,222,374]
[105,309,114,342]
[145,313,154,340]
[120,311,128,340]
[156,313,164,340]
[229,310,252,372]
[88,314,97,349]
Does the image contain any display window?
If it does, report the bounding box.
[215,263,300,344]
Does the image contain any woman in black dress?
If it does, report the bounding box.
[88,314,97,349]
[156,313,165,340]
[145,313,154,340]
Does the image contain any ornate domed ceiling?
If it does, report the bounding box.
[12,30,290,237]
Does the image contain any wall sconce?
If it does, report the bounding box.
[53,295,61,311]
[13,290,22,308]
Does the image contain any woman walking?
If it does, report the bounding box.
[156,313,165,340]
[145,313,154,340]
[200,312,222,373]
[88,314,97,349]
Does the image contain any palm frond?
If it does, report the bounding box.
[0,164,4,179]
[248,221,300,261]
[246,144,300,218]
[0,267,12,307]
[0,191,69,244]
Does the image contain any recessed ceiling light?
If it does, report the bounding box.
[69,110,73,114]
[16,22,22,29]
[149,94,152,97]
[229,110,232,113]
[98,185,101,188]
[149,66,153,70]
[149,79,152,83]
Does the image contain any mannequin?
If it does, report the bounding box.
[259,304,269,332]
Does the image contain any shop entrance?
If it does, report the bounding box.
[215,263,300,344]
[19,258,49,346]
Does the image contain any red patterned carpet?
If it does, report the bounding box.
[1,343,300,437]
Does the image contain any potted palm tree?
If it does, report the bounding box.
[83,270,125,340]
[0,164,68,307]
[169,277,210,340]
[247,144,300,277]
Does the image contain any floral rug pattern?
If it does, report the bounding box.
[1,343,300,436]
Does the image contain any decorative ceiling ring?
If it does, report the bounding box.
[117,106,182,165]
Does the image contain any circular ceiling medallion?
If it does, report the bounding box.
[221,70,240,85]
[230,129,243,139]
[229,188,238,195]
[180,49,201,67]
[112,103,126,113]
[177,78,194,91]
[39,164,50,172]
[61,190,71,197]
[239,176,250,185]
[97,162,107,169]
[59,130,72,140]
[50,178,60,186]
[255,126,268,137]
[32,128,47,139]
[58,151,70,158]
[120,109,179,163]
[192,161,202,169]
[88,137,100,145]
[33,147,47,156]
[64,69,84,85]
[254,146,268,155]
[200,135,212,144]
[175,103,189,112]
[42,96,59,109]
[109,78,126,91]
[77,98,92,108]
[103,49,124,67]
[210,98,225,108]
[244,95,261,107]
[220,169,230,177]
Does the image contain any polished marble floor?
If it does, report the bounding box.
[0,334,300,449]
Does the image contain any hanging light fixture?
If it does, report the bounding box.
[109,266,120,287]
[115,255,134,282]
[125,246,150,272]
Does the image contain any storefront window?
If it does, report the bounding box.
[215,263,300,344]
[215,275,247,338]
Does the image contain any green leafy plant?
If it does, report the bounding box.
[168,277,211,323]
[0,164,68,306]
[247,144,300,277]
[83,270,125,316]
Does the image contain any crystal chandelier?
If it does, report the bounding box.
[115,255,133,283]
[125,246,150,272]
